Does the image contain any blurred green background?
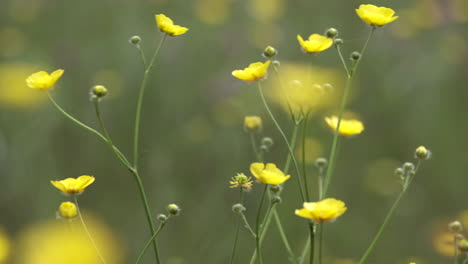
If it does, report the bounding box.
[1,0,468,263]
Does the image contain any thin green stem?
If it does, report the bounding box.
[257,82,306,202]
[229,188,245,264]
[299,238,310,264]
[250,133,262,162]
[335,44,350,77]
[318,223,323,264]
[301,114,310,201]
[137,45,148,69]
[133,34,167,168]
[254,185,268,264]
[455,235,459,264]
[308,222,315,264]
[135,219,168,264]
[273,210,298,264]
[240,211,257,238]
[74,196,106,264]
[322,28,375,199]
[358,161,422,264]
[48,93,130,168]
[93,100,132,168]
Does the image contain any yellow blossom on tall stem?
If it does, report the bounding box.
[232,61,271,82]
[325,115,364,137]
[295,198,347,223]
[250,162,290,185]
[155,14,189,36]
[50,175,95,195]
[297,34,333,53]
[244,116,262,132]
[58,201,77,219]
[355,4,399,27]
[25,69,64,91]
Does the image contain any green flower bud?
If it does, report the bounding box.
[157,214,168,222]
[232,203,246,213]
[394,167,404,177]
[261,137,274,148]
[263,46,278,58]
[167,203,181,216]
[334,38,343,45]
[325,28,338,38]
[260,145,269,152]
[449,221,463,233]
[403,162,415,173]
[459,239,468,252]
[351,51,361,60]
[129,36,141,45]
[322,83,334,94]
[315,158,328,169]
[415,146,431,160]
[269,184,282,194]
[271,196,282,204]
[91,85,108,98]
[272,60,280,68]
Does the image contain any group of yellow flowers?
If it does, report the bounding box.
[21,2,416,263]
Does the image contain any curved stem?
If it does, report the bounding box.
[335,44,350,77]
[240,212,257,238]
[229,188,245,264]
[135,219,168,264]
[358,161,422,264]
[74,196,107,264]
[254,185,268,264]
[133,34,167,168]
[308,222,315,264]
[257,82,306,202]
[250,133,262,162]
[136,45,147,69]
[301,114,310,201]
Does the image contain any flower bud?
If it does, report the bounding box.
[129,36,141,45]
[449,221,463,233]
[260,145,269,152]
[334,38,343,45]
[403,162,415,173]
[394,167,404,177]
[263,46,278,58]
[272,60,280,68]
[322,83,334,94]
[459,239,468,252]
[351,51,361,60]
[244,116,262,133]
[157,214,168,222]
[415,146,431,160]
[58,202,77,219]
[325,28,338,38]
[269,184,282,194]
[314,158,328,169]
[91,85,108,98]
[167,203,181,216]
[271,196,282,204]
[232,203,246,213]
[261,137,274,148]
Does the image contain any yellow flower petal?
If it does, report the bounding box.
[155,14,189,36]
[232,61,271,82]
[249,162,290,185]
[297,34,333,53]
[355,4,399,27]
[295,198,347,222]
[26,69,64,91]
[324,115,364,137]
[50,175,95,194]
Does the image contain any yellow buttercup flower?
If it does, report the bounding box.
[297,34,333,53]
[51,175,95,195]
[155,14,189,36]
[325,115,364,137]
[232,61,271,82]
[244,116,262,132]
[58,202,78,219]
[295,198,347,223]
[26,69,64,91]
[0,227,10,263]
[250,162,290,185]
[355,4,399,27]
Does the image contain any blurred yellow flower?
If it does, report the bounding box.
[297,34,333,53]
[58,202,77,219]
[295,198,347,222]
[250,162,290,185]
[17,218,124,264]
[26,69,64,91]
[244,116,262,132]
[232,61,271,82]
[325,116,364,137]
[0,227,10,264]
[51,175,95,195]
[155,14,188,36]
[355,4,399,27]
